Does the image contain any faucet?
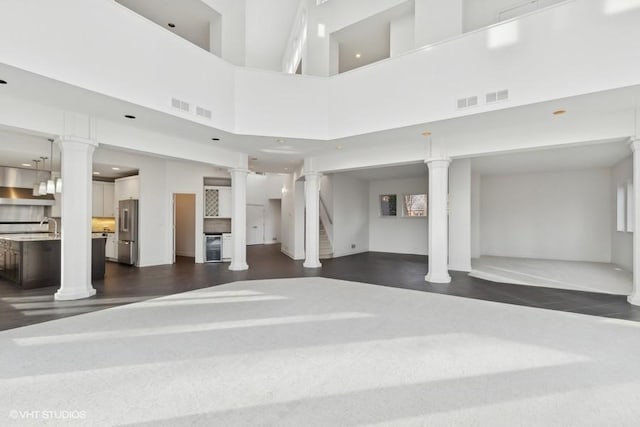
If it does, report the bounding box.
[40,217,59,237]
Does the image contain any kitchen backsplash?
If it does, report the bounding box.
[92,217,116,233]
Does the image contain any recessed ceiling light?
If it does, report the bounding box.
[21,163,32,167]
[276,139,285,144]
[111,167,120,171]
[93,172,100,175]
[168,23,176,28]
[0,79,6,85]
[336,145,343,150]
[211,137,220,141]
[553,109,567,115]
[421,131,432,136]
[124,115,136,119]
[284,168,289,171]
[355,53,362,59]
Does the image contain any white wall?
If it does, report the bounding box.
[267,199,282,244]
[3,0,640,146]
[331,174,369,257]
[471,172,481,258]
[611,156,633,271]
[480,169,612,262]
[449,159,471,271]
[390,13,415,57]
[463,0,566,32]
[175,194,196,257]
[280,172,305,259]
[415,0,462,47]
[369,177,428,255]
[94,148,229,266]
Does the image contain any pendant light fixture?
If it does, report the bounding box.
[46,141,56,194]
[39,156,48,195]
[32,160,41,196]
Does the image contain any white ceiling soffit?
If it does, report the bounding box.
[471,139,632,176]
[116,0,221,51]
[342,162,426,181]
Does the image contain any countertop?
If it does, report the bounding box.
[0,233,107,242]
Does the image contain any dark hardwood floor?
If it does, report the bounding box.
[1,245,639,331]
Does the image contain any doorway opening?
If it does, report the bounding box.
[173,193,196,263]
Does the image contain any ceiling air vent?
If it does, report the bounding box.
[486,89,509,104]
[196,106,212,120]
[171,97,191,113]
[457,96,478,110]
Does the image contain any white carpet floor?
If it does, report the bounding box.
[470,256,633,295]
[1,277,640,426]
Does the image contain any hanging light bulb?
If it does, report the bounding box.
[32,160,41,196]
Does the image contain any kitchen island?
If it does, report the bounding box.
[0,234,106,289]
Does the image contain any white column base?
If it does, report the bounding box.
[54,287,96,301]
[303,260,322,269]
[425,273,451,284]
[628,294,640,306]
[228,263,249,272]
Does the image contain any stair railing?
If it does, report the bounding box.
[319,194,334,251]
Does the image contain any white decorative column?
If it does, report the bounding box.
[629,139,640,305]
[303,172,322,269]
[229,168,249,271]
[425,158,452,283]
[55,137,97,300]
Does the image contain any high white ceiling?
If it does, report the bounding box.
[116,0,220,51]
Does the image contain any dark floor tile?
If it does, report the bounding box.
[1,246,638,330]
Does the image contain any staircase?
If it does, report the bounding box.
[319,222,333,259]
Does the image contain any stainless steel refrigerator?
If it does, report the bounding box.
[118,199,138,265]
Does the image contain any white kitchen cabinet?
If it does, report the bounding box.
[105,234,117,260]
[92,182,104,217]
[92,181,116,217]
[204,186,231,218]
[103,183,115,217]
[115,175,139,201]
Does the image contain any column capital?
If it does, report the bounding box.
[304,171,322,180]
[228,167,250,175]
[55,136,99,149]
[425,157,451,168]
[630,138,640,152]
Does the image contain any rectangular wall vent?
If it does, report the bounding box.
[486,89,509,104]
[196,106,212,120]
[171,98,191,113]
[456,96,478,109]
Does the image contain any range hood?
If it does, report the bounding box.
[0,166,54,206]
